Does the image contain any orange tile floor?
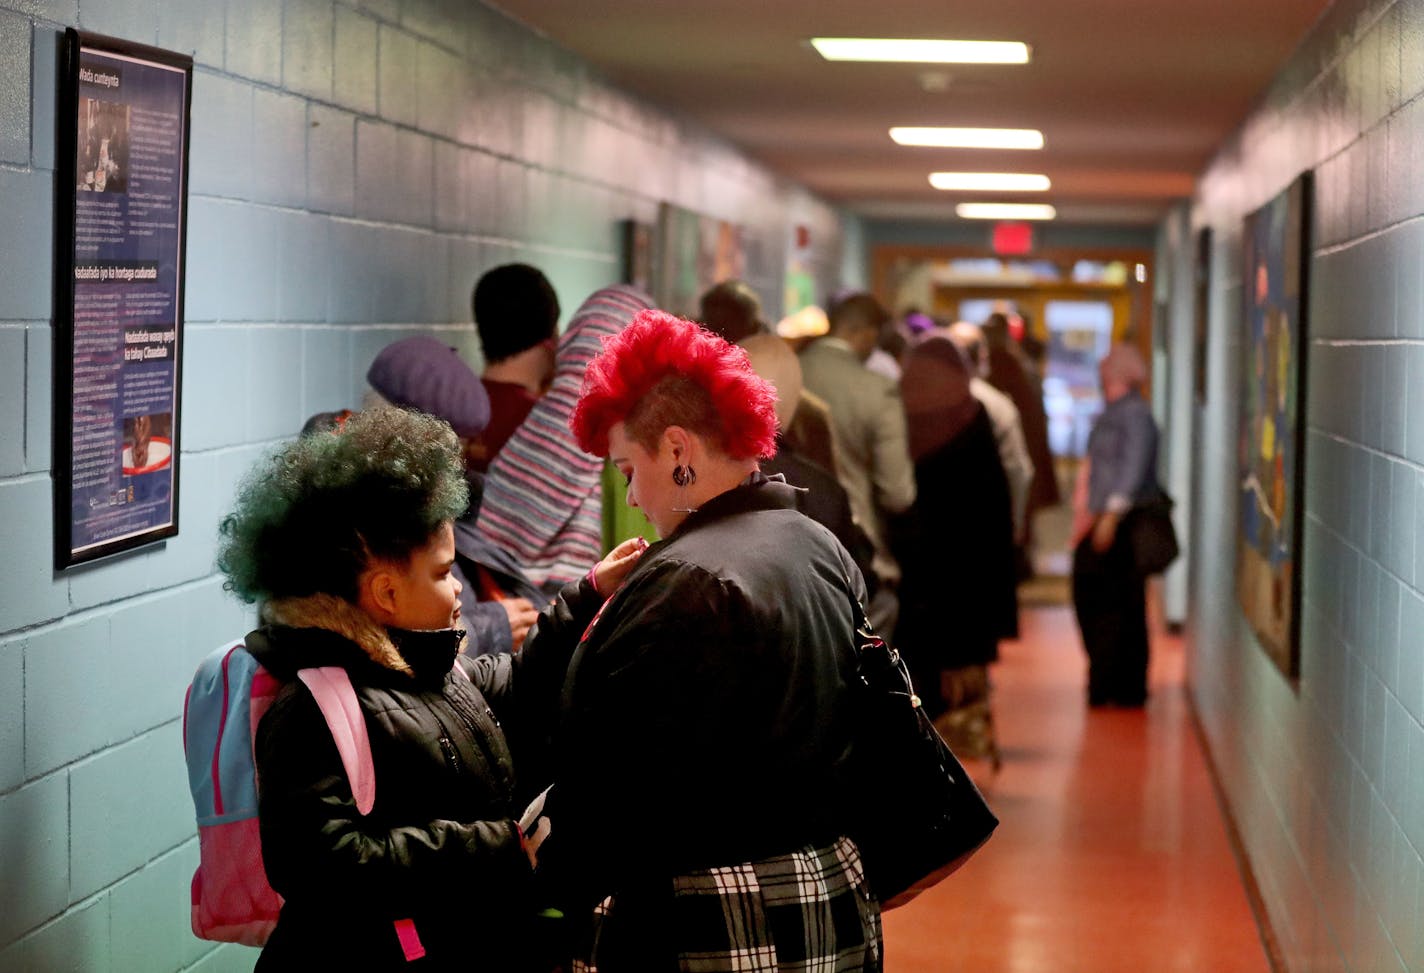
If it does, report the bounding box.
[881,602,1273,972]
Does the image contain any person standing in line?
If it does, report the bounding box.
[475,285,656,595]
[700,279,841,476]
[468,263,562,472]
[983,311,1060,517]
[364,335,543,655]
[526,311,883,971]
[1071,343,1162,708]
[893,336,1017,766]
[799,292,916,633]
[697,278,767,344]
[945,321,1036,553]
[740,332,878,595]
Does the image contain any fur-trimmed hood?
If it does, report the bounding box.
[260,593,412,675]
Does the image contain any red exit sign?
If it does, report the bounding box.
[992,221,1034,255]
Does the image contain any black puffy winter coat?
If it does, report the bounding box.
[248,593,573,971]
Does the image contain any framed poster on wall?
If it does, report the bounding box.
[654,202,745,319]
[620,219,655,294]
[1193,227,1212,405]
[1237,172,1311,681]
[53,29,193,568]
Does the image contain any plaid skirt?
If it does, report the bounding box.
[574,836,882,973]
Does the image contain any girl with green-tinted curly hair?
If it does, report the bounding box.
[219,406,471,608]
[216,406,643,971]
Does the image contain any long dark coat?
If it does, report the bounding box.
[892,404,1019,673]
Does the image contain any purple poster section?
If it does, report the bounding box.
[69,46,185,555]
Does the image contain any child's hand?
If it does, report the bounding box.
[523,815,551,870]
[592,537,648,595]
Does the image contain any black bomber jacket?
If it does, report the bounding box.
[532,473,870,916]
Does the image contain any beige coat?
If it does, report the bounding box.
[798,336,916,584]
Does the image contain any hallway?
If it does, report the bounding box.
[882,603,1273,972]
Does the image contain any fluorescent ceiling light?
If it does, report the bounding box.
[891,127,1044,150]
[930,172,1050,192]
[811,38,1030,64]
[956,202,1057,221]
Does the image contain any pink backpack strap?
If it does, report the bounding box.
[297,667,376,816]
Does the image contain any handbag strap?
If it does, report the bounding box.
[840,571,920,709]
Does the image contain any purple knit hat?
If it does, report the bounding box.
[366,336,491,438]
[903,311,936,335]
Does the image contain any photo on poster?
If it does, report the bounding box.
[122,412,172,475]
[76,96,131,194]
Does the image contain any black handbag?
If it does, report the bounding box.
[843,586,999,908]
[1128,490,1179,575]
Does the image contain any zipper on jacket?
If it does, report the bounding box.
[452,701,492,775]
[437,734,461,776]
[446,682,510,791]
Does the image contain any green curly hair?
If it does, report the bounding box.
[217,407,470,604]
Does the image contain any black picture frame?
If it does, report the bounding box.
[1193,227,1212,405]
[1236,172,1311,682]
[620,219,654,294]
[53,29,193,569]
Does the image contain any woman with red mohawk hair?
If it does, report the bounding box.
[523,310,883,970]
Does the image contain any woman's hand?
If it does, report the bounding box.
[501,597,540,647]
[1091,511,1121,553]
[592,537,648,595]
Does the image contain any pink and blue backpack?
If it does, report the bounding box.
[182,640,375,946]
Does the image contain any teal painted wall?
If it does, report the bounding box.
[1166,0,1424,968]
[0,2,856,969]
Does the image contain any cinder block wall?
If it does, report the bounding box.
[1179,0,1424,968]
[0,2,855,969]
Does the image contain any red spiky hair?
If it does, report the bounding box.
[571,309,779,460]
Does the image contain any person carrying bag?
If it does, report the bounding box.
[1071,343,1167,708]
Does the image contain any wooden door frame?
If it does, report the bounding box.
[870,243,1157,374]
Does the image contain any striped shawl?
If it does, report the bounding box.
[475,285,653,591]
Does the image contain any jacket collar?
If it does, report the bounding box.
[258,593,465,680]
[665,471,800,540]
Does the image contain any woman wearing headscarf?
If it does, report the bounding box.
[520,311,882,971]
[892,336,1017,766]
[475,285,655,595]
[1071,342,1162,707]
